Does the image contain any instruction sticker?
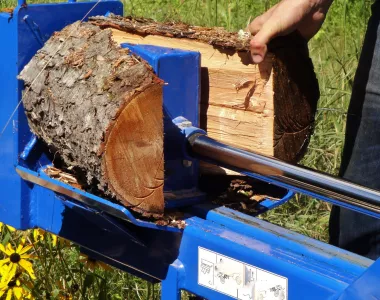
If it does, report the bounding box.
[198,247,287,300]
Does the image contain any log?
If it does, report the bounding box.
[19,22,165,213]
[19,16,320,214]
[90,15,320,174]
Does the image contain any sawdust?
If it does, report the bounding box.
[43,165,187,229]
[44,166,282,227]
[199,175,284,216]
[45,166,82,190]
[154,212,187,229]
[213,179,280,215]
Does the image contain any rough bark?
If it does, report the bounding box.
[90,14,320,169]
[19,21,165,213]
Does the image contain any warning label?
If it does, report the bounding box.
[198,247,287,300]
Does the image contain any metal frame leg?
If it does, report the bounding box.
[161,260,183,300]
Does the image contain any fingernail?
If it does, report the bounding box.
[252,54,263,64]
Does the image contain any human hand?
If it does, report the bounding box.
[248,0,333,63]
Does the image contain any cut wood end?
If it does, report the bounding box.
[104,85,165,213]
[20,21,165,214]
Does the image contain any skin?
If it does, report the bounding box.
[247,0,334,63]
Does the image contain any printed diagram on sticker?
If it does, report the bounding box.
[198,247,287,300]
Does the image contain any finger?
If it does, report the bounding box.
[250,0,311,63]
[250,15,283,63]
[247,4,279,35]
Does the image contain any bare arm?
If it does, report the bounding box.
[248,0,333,63]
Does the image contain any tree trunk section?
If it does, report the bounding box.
[90,15,320,174]
[19,22,164,213]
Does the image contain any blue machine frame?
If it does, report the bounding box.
[0,1,380,299]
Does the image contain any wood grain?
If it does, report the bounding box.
[109,28,276,175]
[104,85,164,213]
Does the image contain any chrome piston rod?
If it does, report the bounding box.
[189,133,380,217]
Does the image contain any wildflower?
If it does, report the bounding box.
[51,234,57,247]
[48,234,70,248]
[79,254,111,271]
[0,223,16,233]
[32,229,44,243]
[0,242,36,281]
[0,269,33,299]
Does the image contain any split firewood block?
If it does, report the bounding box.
[90,15,320,175]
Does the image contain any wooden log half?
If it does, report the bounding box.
[90,14,320,171]
[19,22,165,213]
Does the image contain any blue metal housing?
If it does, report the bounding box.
[1,1,380,299]
[161,206,378,299]
[0,0,293,284]
[0,0,123,229]
[121,43,204,207]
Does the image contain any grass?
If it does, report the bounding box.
[0,0,374,298]
[261,0,372,242]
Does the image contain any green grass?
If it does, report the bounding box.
[0,0,374,298]
[261,0,372,242]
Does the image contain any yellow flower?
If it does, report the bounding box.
[32,229,44,243]
[51,235,57,247]
[48,234,70,248]
[0,242,36,281]
[0,223,16,233]
[79,254,111,272]
[0,269,33,299]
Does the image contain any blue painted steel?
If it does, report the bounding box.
[17,164,182,232]
[163,209,374,299]
[257,190,294,212]
[28,182,183,281]
[23,15,45,46]
[123,43,201,194]
[337,259,380,299]
[0,9,24,229]
[2,3,379,299]
[203,206,370,278]
[19,134,37,160]
[0,1,123,230]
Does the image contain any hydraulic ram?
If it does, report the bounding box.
[189,133,380,219]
